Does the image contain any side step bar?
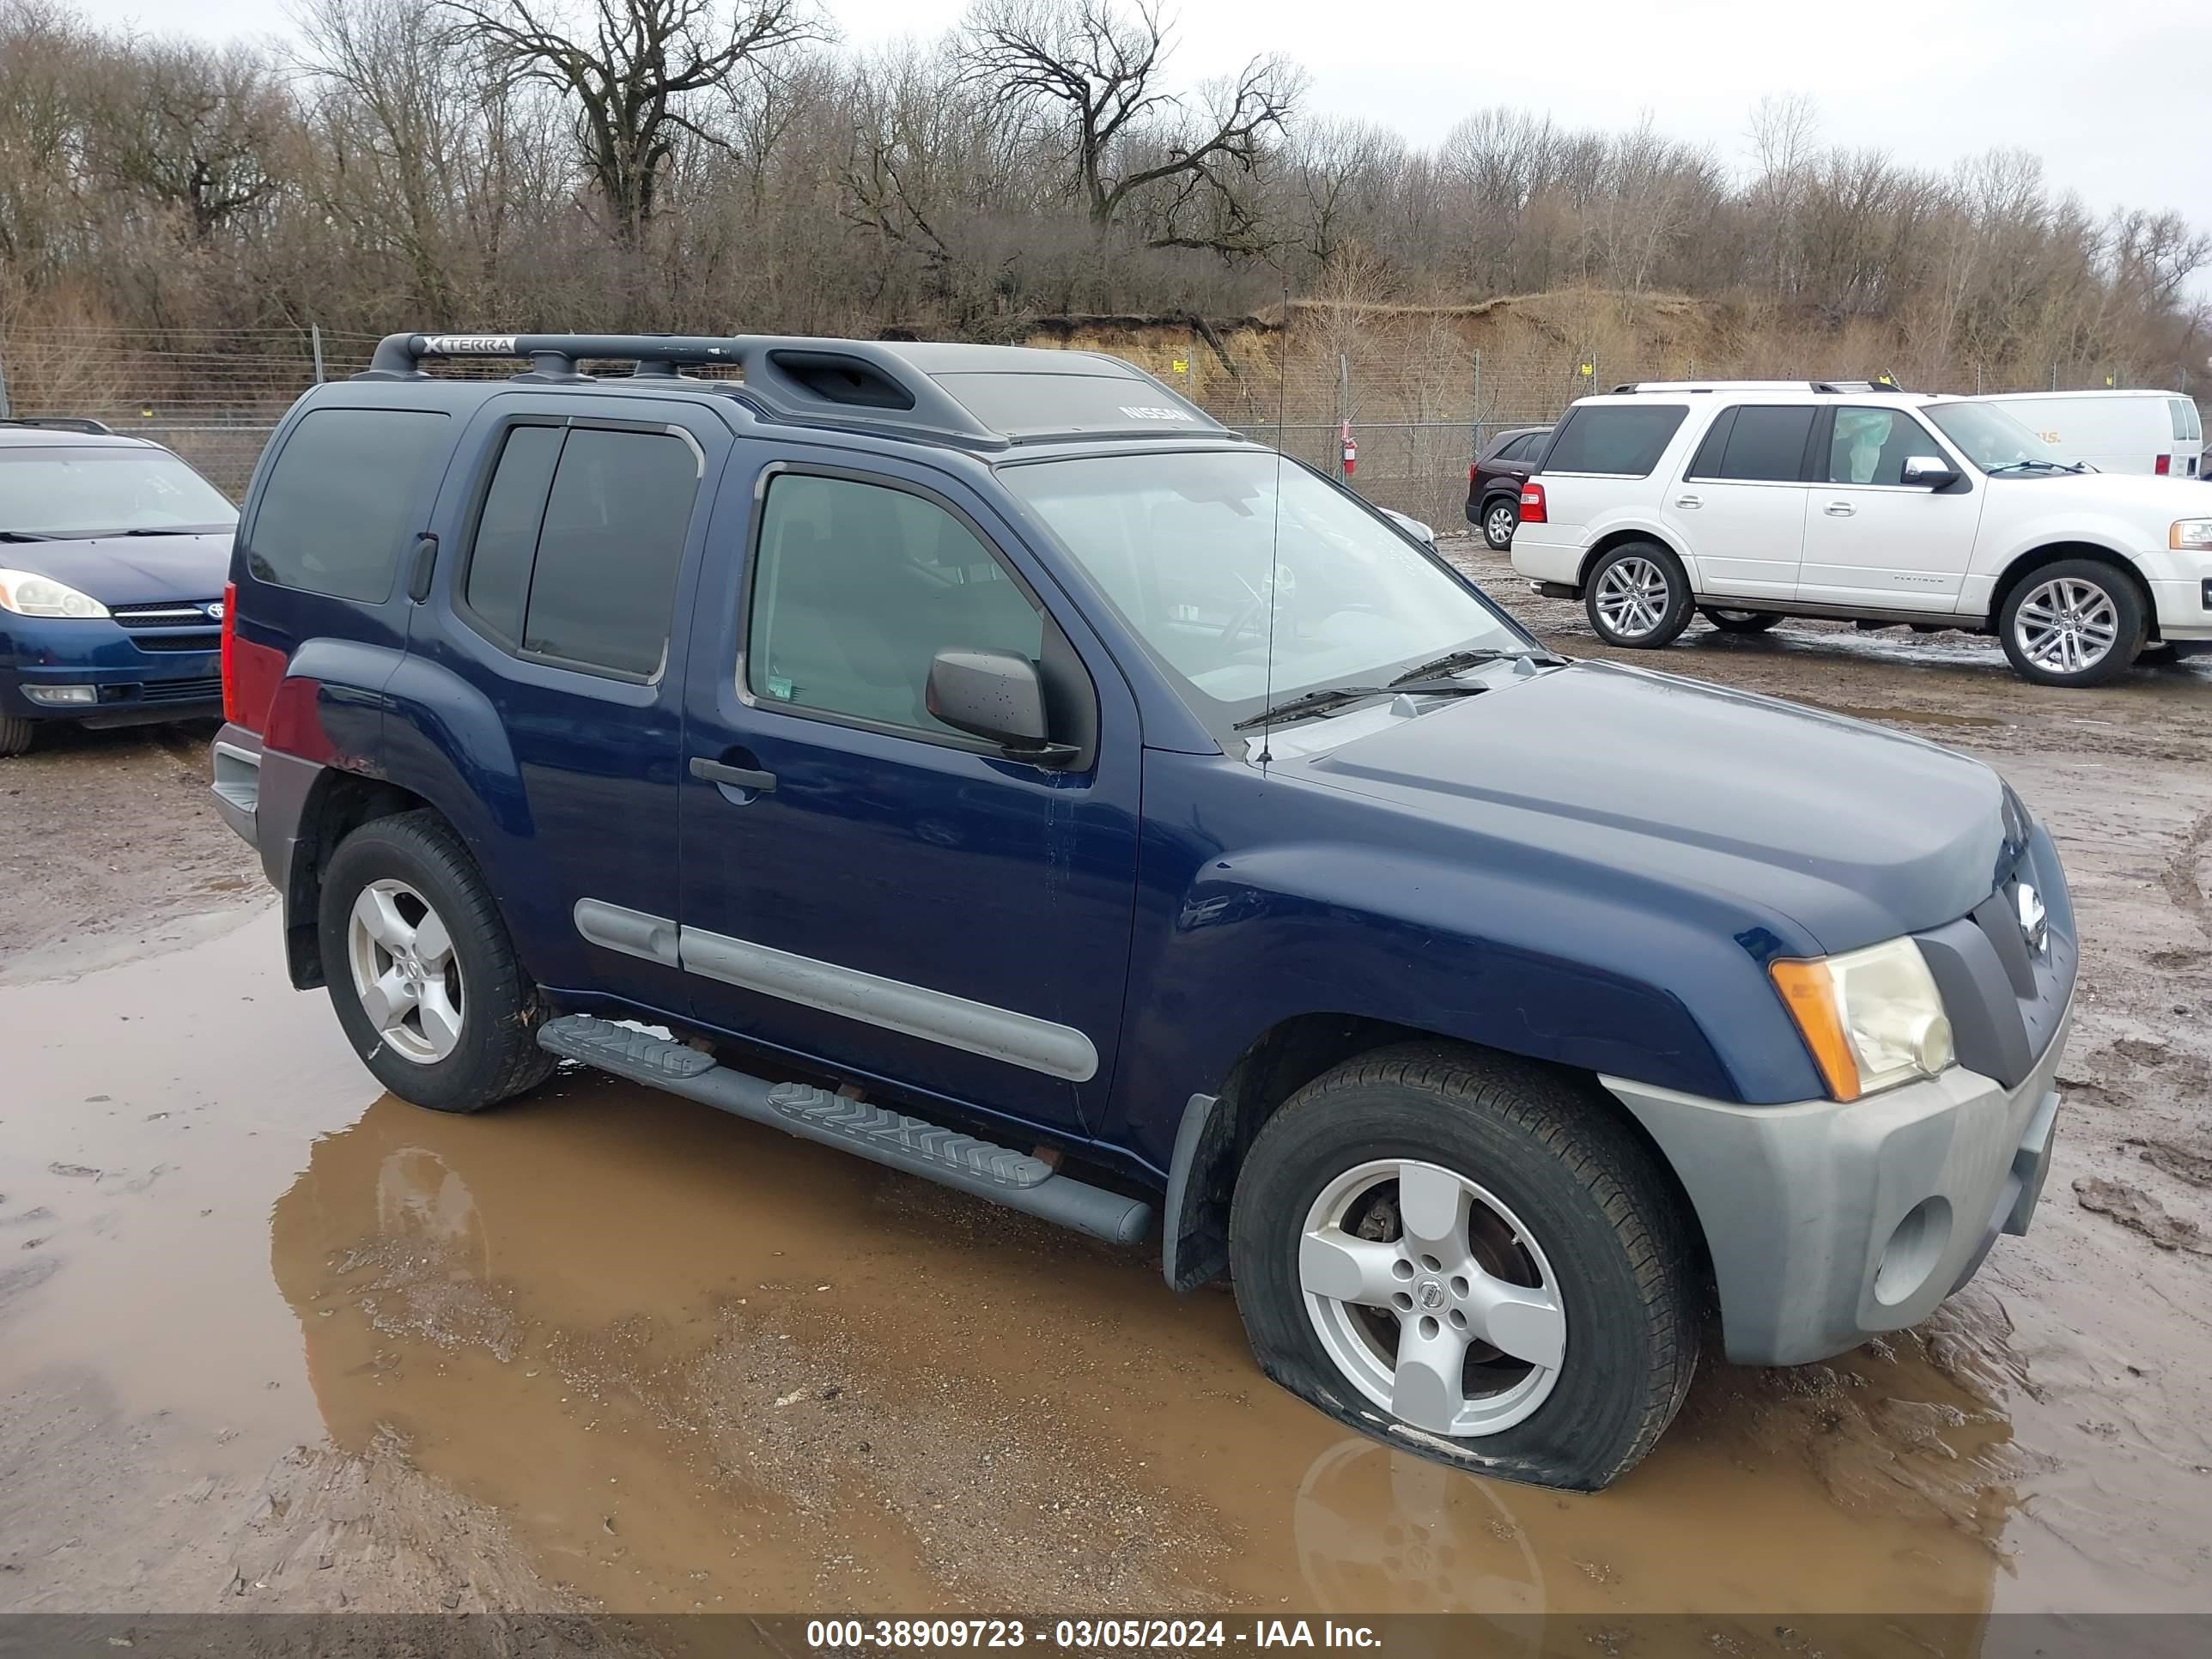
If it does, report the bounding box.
[537,1015,1152,1245]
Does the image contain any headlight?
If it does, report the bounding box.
[2171,520,2212,551]
[1770,937,1954,1102]
[0,568,109,618]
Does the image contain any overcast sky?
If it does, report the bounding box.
[70,0,2212,249]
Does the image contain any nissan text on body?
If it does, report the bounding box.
[210,335,2075,1490]
[1510,379,2212,684]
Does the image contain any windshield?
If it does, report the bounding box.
[0,445,238,537]
[1002,448,1530,738]
[1923,403,2072,474]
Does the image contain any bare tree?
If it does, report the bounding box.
[957,0,1297,251]
[442,0,826,241]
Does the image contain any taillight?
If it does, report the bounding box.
[220,580,238,722]
[1519,482,1547,524]
[1468,463,1479,483]
[2155,454,2172,476]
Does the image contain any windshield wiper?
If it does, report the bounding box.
[1389,646,1565,684]
[107,526,207,537]
[0,530,59,542]
[1985,459,2084,475]
[1233,679,1488,732]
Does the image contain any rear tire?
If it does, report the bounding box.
[1229,1043,1700,1492]
[1584,542,1692,649]
[318,810,556,1114]
[1701,608,1783,635]
[1996,559,2144,687]
[0,715,31,757]
[1481,498,1519,550]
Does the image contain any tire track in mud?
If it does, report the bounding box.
[2160,809,2212,946]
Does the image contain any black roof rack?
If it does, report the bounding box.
[0,416,114,434]
[356,331,1228,452]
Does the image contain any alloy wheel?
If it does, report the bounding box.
[1299,1158,1566,1437]
[346,878,465,1064]
[2014,576,2120,676]
[1593,556,1670,639]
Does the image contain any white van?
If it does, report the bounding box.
[1963,389,2203,477]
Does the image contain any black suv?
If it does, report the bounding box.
[1466,425,1551,550]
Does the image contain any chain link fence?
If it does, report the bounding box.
[1,325,2203,522]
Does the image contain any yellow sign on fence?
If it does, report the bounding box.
[1172,359,1188,374]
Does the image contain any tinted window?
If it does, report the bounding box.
[748,474,1042,735]
[1501,433,1539,462]
[1540,404,1686,477]
[1826,407,1942,486]
[247,408,447,600]
[1692,404,1816,482]
[520,428,698,678]
[462,424,562,644]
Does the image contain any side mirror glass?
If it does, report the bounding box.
[926,648,1077,765]
[1902,455,1960,489]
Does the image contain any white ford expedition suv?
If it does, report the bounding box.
[1509,380,2212,686]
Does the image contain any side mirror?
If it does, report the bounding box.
[926,648,1078,766]
[1902,455,1960,489]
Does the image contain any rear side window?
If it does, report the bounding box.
[247,408,448,600]
[1689,404,1816,482]
[457,422,701,680]
[2170,398,2201,443]
[1540,404,1686,477]
[462,424,562,645]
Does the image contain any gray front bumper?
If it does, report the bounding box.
[1603,996,2071,1366]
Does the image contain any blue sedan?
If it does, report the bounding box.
[0,421,239,757]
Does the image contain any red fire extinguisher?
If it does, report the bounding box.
[1341,419,1357,477]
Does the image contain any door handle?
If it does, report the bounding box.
[1674,494,1701,509]
[690,756,777,794]
[1823,501,1856,517]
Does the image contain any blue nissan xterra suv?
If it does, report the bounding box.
[210,332,2075,1491]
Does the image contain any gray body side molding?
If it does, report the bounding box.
[570,898,1099,1083]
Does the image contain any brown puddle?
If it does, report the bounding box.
[3,913,2209,1617]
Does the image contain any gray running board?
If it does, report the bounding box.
[537,1015,1152,1244]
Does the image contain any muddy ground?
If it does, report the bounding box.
[1,542,2209,1639]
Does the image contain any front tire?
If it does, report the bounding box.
[0,714,32,757]
[1584,542,1692,648]
[318,810,556,1114]
[1481,498,1519,550]
[1997,559,2144,687]
[1229,1044,1700,1492]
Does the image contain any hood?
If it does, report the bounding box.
[1285,659,2014,953]
[1,531,234,607]
[2026,470,2211,513]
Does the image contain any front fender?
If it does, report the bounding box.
[1106,757,1826,1174]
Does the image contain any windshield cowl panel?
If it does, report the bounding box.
[1001,448,1534,743]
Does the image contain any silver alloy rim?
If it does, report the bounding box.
[1300,1158,1566,1437]
[2014,577,2119,675]
[346,878,465,1065]
[1593,556,1670,639]
[1486,504,1516,545]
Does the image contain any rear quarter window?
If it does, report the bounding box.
[246,408,448,601]
[1540,404,1688,477]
